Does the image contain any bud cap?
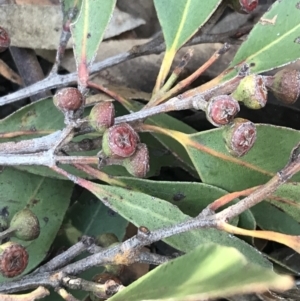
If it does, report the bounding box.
[102,123,140,158]
[10,208,40,241]
[0,242,29,278]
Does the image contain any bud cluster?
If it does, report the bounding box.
[0,209,40,278]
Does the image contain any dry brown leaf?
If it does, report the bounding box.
[0,59,23,85]
[0,5,145,49]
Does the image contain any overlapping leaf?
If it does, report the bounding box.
[172,124,300,191]
[224,0,300,80]
[70,0,116,79]
[0,168,73,282]
[110,244,292,301]
[153,0,222,88]
[80,179,271,267]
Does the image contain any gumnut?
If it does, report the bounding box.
[89,102,115,133]
[0,27,10,53]
[228,0,258,14]
[53,87,83,112]
[102,123,140,158]
[231,74,267,109]
[123,143,150,178]
[90,273,122,300]
[0,242,29,277]
[10,208,40,241]
[206,95,240,127]
[268,69,300,104]
[223,118,257,157]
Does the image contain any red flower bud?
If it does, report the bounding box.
[123,143,150,178]
[228,0,258,14]
[102,123,140,158]
[0,242,29,278]
[268,69,300,105]
[89,102,115,133]
[53,87,83,112]
[206,95,240,127]
[223,118,256,157]
[0,27,10,53]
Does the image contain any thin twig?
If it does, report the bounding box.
[1,142,300,294]
[0,286,49,301]
[0,26,251,107]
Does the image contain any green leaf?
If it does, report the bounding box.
[82,181,271,267]
[153,0,222,87]
[51,189,128,300]
[61,0,82,23]
[70,0,116,69]
[251,202,300,235]
[266,183,300,223]
[114,178,245,225]
[224,0,300,80]
[0,168,73,282]
[110,244,292,301]
[181,124,300,191]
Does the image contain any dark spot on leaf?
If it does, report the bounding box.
[103,197,108,202]
[87,33,91,39]
[250,62,255,67]
[29,199,39,207]
[120,196,123,200]
[296,2,300,9]
[107,209,117,217]
[43,217,49,223]
[294,37,300,44]
[173,192,186,202]
[0,207,9,217]
[54,27,60,32]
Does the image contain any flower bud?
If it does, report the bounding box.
[53,87,83,112]
[0,27,10,53]
[10,209,40,241]
[228,0,258,14]
[102,123,140,158]
[223,118,256,157]
[123,143,149,178]
[206,95,240,127]
[268,69,300,104]
[89,102,115,133]
[0,242,29,277]
[232,75,267,109]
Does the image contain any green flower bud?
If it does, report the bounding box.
[232,75,267,109]
[89,102,115,133]
[10,209,40,241]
